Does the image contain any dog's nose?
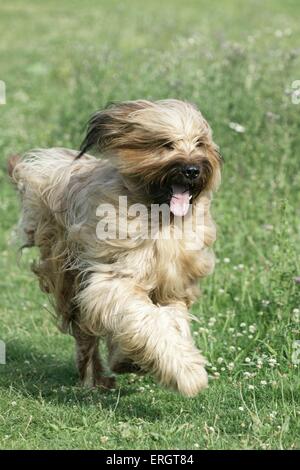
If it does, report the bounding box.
[182,165,200,179]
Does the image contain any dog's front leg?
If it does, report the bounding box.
[78,277,208,397]
[107,301,193,376]
[107,336,143,375]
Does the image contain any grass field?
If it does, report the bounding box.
[0,0,300,450]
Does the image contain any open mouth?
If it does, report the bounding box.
[170,184,192,217]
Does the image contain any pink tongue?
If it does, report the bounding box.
[170,184,190,217]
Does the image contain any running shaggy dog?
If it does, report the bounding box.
[9,99,222,397]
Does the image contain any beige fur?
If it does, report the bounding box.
[10,99,221,397]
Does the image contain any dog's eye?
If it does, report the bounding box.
[162,142,175,150]
[195,140,204,148]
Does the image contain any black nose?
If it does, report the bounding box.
[182,165,200,179]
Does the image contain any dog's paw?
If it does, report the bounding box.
[94,375,117,390]
[111,360,142,375]
[176,364,208,397]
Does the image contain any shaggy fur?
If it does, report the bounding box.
[9,99,221,397]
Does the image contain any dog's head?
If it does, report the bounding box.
[78,99,222,216]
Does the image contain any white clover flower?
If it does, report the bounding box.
[249,324,257,333]
[240,322,246,328]
[238,406,244,411]
[268,358,277,368]
[224,257,231,263]
[260,380,267,386]
[199,327,209,333]
[245,357,251,363]
[248,385,255,390]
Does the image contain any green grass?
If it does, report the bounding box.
[0,0,300,450]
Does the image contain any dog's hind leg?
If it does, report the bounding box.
[71,320,116,390]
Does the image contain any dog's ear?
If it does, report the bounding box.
[77,100,152,158]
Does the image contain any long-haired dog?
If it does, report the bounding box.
[9,99,221,397]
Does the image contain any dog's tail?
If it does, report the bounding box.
[7,154,21,180]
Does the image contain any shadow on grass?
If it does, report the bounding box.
[0,339,162,421]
